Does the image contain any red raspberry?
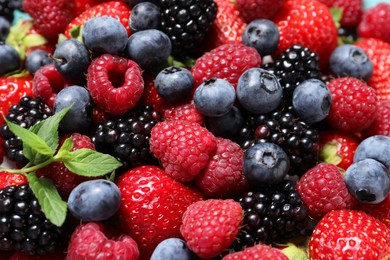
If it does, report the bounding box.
[191,44,261,89]
[87,54,144,115]
[363,101,390,137]
[164,101,204,125]
[296,163,356,219]
[150,119,217,182]
[180,199,243,259]
[0,171,28,189]
[222,244,288,260]
[358,3,390,44]
[326,77,378,133]
[67,222,139,260]
[195,137,250,198]
[319,0,363,27]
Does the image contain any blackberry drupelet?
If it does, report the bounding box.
[0,96,52,165]
[0,184,63,255]
[159,0,218,57]
[0,0,23,22]
[92,105,162,171]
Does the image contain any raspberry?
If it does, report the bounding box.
[180,199,243,259]
[86,54,144,115]
[363,101,390,137]
[150,119,217,182]
[163,102,204,125]
[67,222,139,260]
[223,243,288,260]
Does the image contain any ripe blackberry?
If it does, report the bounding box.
[0,96,53,165]
[0,184,62,255]
[159,0,218,57]
[0,0,23,22]
[92,105,163,171]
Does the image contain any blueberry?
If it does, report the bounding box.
[329,44,373,81]
[124,29,172,69]
[241,19,280,56]
[292,79,332,125]
[205,106,244,139]
[124,0,158,7]
[243,142,290,186]
[237,68,283,114]
[25,50,53,75]
[0,43,20,76]
[154,66,194,102]
[193,77,236,117]
[0,17,10,42]
[54,85,93,134]
[353,135,390,170]
[68,179,121,222]
[345,158,390,204]
[82,16,128,55]
[150,238,192,260]
[129,2,160,33]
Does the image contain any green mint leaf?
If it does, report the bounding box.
[330,7,343,29]
[63,149,122,177]
[55,136,73,160]
[27,172,67,227]
[23,121,49,164]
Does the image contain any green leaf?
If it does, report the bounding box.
[330,7,343,29]
[63,149,122,177]
[27,173,67,227]
[69,26,83,43]
[23,34,48,48]
[55,136,73,160]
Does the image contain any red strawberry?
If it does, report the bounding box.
[309,209,390,259]
[326,77,378,133]
[319,130,360,170]
[86,54,144,115]
[355,38,390,102]
[222,244,288,260]
[164,101,204,125]
[296,163,356,219]
[150,119,217,182]
[273,0,338,68]
[116,165,204,260]
[358,3,390,44]
[363,101,390,137]
[236,0,286,23]
[180,199,243,259]
[0,171,28,189]
[356,194,390,229]
[319,0,363,27]
[67,222,139,260]
[72,0,110,16]
[195,137,249,198]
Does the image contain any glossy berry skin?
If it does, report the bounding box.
[223,244,288,260]
[358,3,390,44]
[329,44,373,81]
[344,158,390,204]
[129,2,160,33]
[243,142,290,186]
[154,66,194,102]
[0,171,28,189]
[68,179,121,222]
[82,16,128,55]
[205,106,244,139]
[194,78,236,117]
[25,50,53,75]
[0,17,10,42]
[353,135,390,170]
[0,43,20,76]
[150,238,191,260]
[237,68,283,114]
[292,79,332,125]
[54,85,93,134]
[241,19,280,56]
[124,29,172,69]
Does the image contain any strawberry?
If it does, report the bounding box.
[326,77,378,133]
[273,0,338,68]
[149,119,217,182]
[355,38,390,102]
[356,194,390,229]
[180,199,243,259]
[363,101,390,137]
[222,244,288,260]
[116,165,204,260]
[319,0,363,27]
[0,171,28,189]
[296,163,356,219]
[358,3,390,44]
[235,0,286,23]
[163,101,205,125]
[309,209,390,259]
[72,0,110,16]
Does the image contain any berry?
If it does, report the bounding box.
[363,101,390,137]
[204,106,244,140]
[358,3,390,44]
[0,17,10,42]
[150,119,217,182]
[223,243,288,260]
[0,0,23,22]
[235,0,286,23]
[129,2,160,33]
[0,43,21,76]
[86,54,144,115]
[163,101,204,125]
[319,0,363,27]
[180,199,243,259]
[353,135,390,170]
[0,171,28,189]
[356,194,390,229]
[25,50,53,75]
[150,238,192,260]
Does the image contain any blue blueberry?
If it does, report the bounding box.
[237,68,283,114]
[129,2,160,33]
[353,135,390,170]
[345,158,390,204]
[25,49,53,75]
[243,142,290,186]
[0,43,20,76]
[82,16,128,55]
[68,179,121,222]
[124,29,172,69]
[0,17,10,42]
[54,85,93,134]
[329,44,373,81]
[154,66,194,102]
[193,77,236,117]
[205,106,244,139]
[241,19,280,56]
[150,238,192,260]
[292,79,332,125]
[124,0,158,7]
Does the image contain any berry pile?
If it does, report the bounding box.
[0,0,390,259]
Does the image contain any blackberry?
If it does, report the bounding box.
[92,105,163,171]
[0,0,23,22]
[0,184,62,255]
[159,0,218,57]
[0,96,53,165]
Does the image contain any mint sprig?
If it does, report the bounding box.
[0,105,122,227]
